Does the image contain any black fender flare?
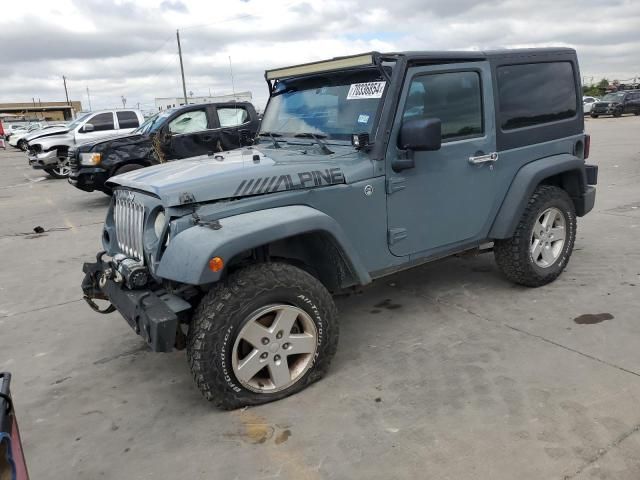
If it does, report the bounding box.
[489,154,587,239]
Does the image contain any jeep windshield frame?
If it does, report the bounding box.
[259,66,391,144]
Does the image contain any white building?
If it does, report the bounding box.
[154,91,253,111]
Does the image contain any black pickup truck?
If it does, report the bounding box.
[68,102,260,194]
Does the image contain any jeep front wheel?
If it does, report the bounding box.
[494,185,576,287]
[187,262,338,409]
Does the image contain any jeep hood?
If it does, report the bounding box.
[109,146,373,206]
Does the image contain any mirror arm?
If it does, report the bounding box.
[391,149,415,172]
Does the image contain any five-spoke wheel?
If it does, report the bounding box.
[232,304,318,393]
[187,262,338,409]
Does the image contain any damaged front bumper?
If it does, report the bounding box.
[28,150,58,169]
[81,253,191,352]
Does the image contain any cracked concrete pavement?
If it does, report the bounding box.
[1,116,639,479]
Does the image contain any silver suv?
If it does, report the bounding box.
[27,109,144,178]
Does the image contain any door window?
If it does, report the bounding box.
[87,112,115,132]
[116,111,140,129]
[402,71,483,141]
[217,107,249,127]
[168,110,208,134]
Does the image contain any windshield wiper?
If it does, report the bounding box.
[258,131,282,149]
[294,132,333,155]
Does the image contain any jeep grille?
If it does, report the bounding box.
[114,190,145,262]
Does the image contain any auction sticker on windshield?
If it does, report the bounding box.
[347,82,386,100]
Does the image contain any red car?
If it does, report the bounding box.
[0,373,29,480]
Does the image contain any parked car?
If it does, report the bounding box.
[82,48,596,409]
[4,123,29,139]
[69,102,259,194]
[9,123,64,150]
[27,110,144,178]
[590,91,640,117]
[582,96,599,114]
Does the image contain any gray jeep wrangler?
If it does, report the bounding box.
[82,48,597,409]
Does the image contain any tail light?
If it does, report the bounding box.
[584,134,590,159]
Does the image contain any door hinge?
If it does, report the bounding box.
[388,227,408,245]
[386,177,406,195]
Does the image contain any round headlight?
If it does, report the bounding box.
[153,210,166,238]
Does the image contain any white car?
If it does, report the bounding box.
[27,109,144,178]
[583,96,599,114]
[8,123,61,150]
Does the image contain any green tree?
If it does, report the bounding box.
[583,78,608,97]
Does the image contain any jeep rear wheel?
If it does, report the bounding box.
[187,262,338,409]
[494,185,576,287]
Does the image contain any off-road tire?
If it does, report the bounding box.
[494,185,576,287]
[590,113,599,118]
[613,107,623,118]
[187,262,339,409]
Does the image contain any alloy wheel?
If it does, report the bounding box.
[53,158,71,177]
[530,207,566,268]
[232,304,318,393]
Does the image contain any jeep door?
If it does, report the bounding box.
[386,62,502,257]
[166,107,218,159]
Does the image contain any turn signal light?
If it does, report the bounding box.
[208,257,224,272]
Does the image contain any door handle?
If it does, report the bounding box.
[468,152,498,165]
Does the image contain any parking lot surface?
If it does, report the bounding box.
[1,116,640,479]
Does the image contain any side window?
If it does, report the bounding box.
[402,71,483,141]
[497,62,577,130]
[168,109,208,134]
[88,112,115,132]
[216,107,250,127]
[117,111,140,129]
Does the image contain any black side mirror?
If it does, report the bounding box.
[399,117,441,151]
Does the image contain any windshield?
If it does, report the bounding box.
[602,93,625,102]
[67,112,92,130]
[136,110,174,135]
[260,68,387,141]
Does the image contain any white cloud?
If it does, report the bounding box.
[0,0,638,113]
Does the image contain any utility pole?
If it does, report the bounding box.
[121,96,127,108]
[228,56,236,98]
[86,87,92,111]
[62,76,70,105]
[176,29,188,105]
